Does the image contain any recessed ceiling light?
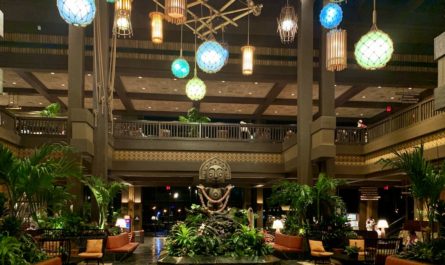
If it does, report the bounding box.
[12,82,16,85]
[390,96,395,100]
[175,107,179,110]
[237,109,242,112]
[212,108,216,111]
[138,76,143,79]
[360,113,364,117]
[61,84,65,87]
[274,110,278,114]
[87,73,91,77]
[408,87,412,90]
[221,80,225,83]
[147,106,152,109]
[378,86,382,88]
[361,95,366,99]
[173,88,178,92]
[141,87,146,90]
[248,92,252,95]
[173,78,177,81]
[9,101,13,104]
[50,72,55,75]
[254,82,258,85]
[218,90,222,94]
[336,112,339,116]
[291,93,295,96]
[39,102,43,105]
[334,84,337,87]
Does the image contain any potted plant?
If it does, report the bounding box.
[178,107,211,137]
[345,245,359,259]
[40,103,61,118]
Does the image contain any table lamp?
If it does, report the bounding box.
[377,219,389,238]
[115,218,127,232]
[272,219,284,234]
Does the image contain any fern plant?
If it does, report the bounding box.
[0,236,27,265]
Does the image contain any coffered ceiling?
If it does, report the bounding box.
[0,0,442,124]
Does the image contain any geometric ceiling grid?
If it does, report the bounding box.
[350,86,425,102]
[32,72,93,91]
[2,70,32,88]
[0,94,50,107]
[131,99,193,112]
[263,105,319,116]
[200,103,258,115]
[121,76,187,95]
[336,107,385,118]
[59,97,126,110]
[277,83,351,99]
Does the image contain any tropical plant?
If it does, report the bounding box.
[269,180,312,235]
[0,216,22,237]
[179,107,211,123]
[0,143,81,220]
[345,245,359,256]
[380,144,445,240]
[79,175,123,229]
[312,173,345,223]
[228,225,273,257]
[166,223,198,257]
[40,103,61,118]
[0,236,27,265]
[398,239,445,265]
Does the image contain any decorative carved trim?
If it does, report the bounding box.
[113,150,282,164]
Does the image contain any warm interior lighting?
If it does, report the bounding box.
[196,40,227,74]
[113,0,133,37]
[326,29,347,71]
[115,218,126,228]
[277,1,298,44]
[241,45,255,75]
[272,219,284,233]
[186,74,206,101]
[149,11,163,44]
[164,0,187,24]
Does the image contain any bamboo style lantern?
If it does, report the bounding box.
[326,29,347,71]
[164,0,187,24]
[241,45,255,75]
[114,0,133,37]
[150,12,164,44]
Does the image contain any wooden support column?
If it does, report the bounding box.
[313,0,336,178]
[256,188,264,228]
[297,0,315,185]
[92,0,110,179]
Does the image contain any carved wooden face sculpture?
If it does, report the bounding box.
[207,165,224,184]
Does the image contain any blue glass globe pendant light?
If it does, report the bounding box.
[171,25,190,78]
[57,0,96,27]
[196,34,229,74]
[319,3,343,30]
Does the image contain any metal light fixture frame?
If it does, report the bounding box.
[113,0,133,38]
[277,0,298,44]
[152,0,262,40]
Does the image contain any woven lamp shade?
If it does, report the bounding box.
[326,29,347,72]
[165,0,187,24]
[241,45,255,75]
[150,12,163,44]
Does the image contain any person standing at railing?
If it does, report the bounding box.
[357,119,368,143]
[240,121,252,140]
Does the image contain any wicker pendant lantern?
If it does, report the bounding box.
[242,15,255,75]
[326,29,347,71]
[150,11,163,44]
[165,0,187,24]
[277,0,298,44]
[113,0,133,37]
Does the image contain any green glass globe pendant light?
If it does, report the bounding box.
[171,25,190,78]
[354,0,393,70]
[186,26,206,101]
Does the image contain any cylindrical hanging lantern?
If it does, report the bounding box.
[113,0,133,37]
[277,3,298,44]
[326,29,347,72]
[149,12,163,44]
[241,45,255,75]
[165,0,187,24]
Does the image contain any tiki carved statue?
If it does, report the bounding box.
[197,157,234,213]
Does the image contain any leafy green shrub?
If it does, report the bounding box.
[0,236,27,265]
[1,216,22,237]
[398,239,445,265]
[228,225,272,257]
[166,223,198,257]
[19,234,47,264]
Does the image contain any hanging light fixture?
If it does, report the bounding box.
[57,0,96,27]
[171,25,190,78]
[241,14,255,75]
[319,3,343,30]
[354,0,393,70]
[149,11,163,44]
[186,23,206,101]
[326,29,347,71]
[113,0,133,38]
[164,0,187,25]
[196,39,227,74]
[277,0,298,44]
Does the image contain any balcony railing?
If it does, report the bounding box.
[113,121,297,143]
[335,127,368,144]
[16,116,67,136]
[367,98,444,141]
[0,110,16,132]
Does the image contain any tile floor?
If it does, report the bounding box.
[89,237,315,265]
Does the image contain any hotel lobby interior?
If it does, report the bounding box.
[0,0,445,265]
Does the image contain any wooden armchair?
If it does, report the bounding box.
[78,236,107,265]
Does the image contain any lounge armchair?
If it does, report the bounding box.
[78,238,106,265]
[309,240,333,264]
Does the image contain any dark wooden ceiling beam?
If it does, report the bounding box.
[15,71,67,110]
[335,85,368,108]
[114,76,135,111]
[253,82,288,119]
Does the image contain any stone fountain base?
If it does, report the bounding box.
[157,255,280,265]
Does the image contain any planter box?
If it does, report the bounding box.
[34,257,61,265]
[158,255,280,265]
[385,256,432,265]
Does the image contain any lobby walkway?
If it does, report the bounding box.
[96,237,313,265]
